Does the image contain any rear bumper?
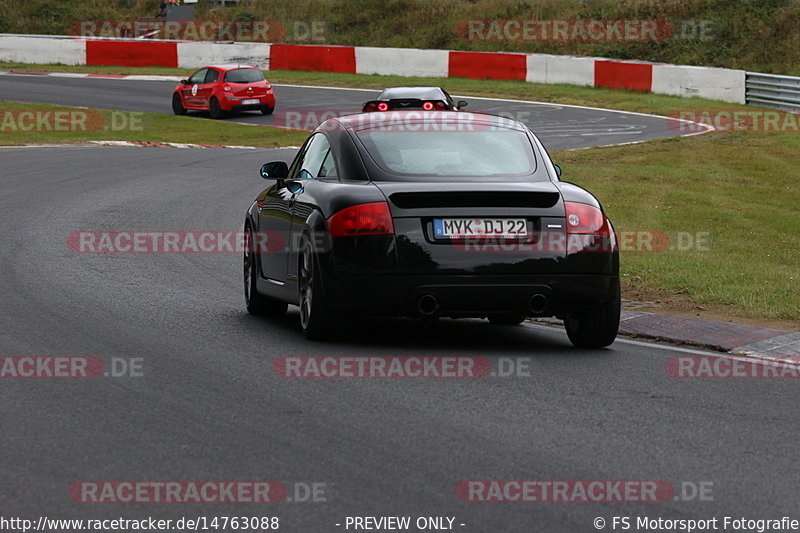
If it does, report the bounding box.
[321,273,619,318]
[222,95,275,111]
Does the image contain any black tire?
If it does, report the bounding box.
[209,97,224,119]
[172,93,186,115]
[260,105,274,115]
[298,236,337,340]
[564,282,621,348]
[488,314,526,325]
[244,225,288,317]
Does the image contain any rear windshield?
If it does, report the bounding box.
[379,88,444,100]
[356,128,537,177]
[224,69,265,83]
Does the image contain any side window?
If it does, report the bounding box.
[318,150,338,178]
[287,144,309,181]
[188,68,207,84]
[204,69,219,84]
[295,134,331,180]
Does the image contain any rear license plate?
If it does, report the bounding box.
[242,98,260,105]
[433,218,527,238]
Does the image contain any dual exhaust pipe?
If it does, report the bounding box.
[416,293,549,317]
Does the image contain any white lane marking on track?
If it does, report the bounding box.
[524,322,800,368]
[123,75,183,82]
[0,71,182,82]
[272,83,377,93]
[46,72,91,78]
[524,322,720,355]
[0,144,99,149]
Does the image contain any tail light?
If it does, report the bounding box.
[364,102,377,112]
[435,101,447,110]
[377,102,389,112]
[422,101,434,111]
[328,202,394,237]
[564,201,610,237]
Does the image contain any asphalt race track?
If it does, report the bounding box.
[1,143,798,530]
[0,73,684,150]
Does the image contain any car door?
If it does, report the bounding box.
[197,68,219,109]
[256,150,308,285]
[285,134,335,282]
[256,134,328,284]
[182,68,208,108]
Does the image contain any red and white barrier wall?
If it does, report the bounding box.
[177,42,270,69]
[0,35,746,104]
[0,35,86,65]
[356,47,448,78]
[652,64,745,103]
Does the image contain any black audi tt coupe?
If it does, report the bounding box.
[244,110,620,347]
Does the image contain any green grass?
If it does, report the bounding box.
[0,100,308,147]
[553,132,800,323]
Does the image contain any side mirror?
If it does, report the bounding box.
[180,79,189,85]
[553,164,562,178]
[260,161,288,181]
[457,100,468,110]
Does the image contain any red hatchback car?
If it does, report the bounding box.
[172,64,276,119]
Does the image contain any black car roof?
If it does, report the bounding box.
[377,87,447,100]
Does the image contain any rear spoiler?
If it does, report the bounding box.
[362,99,449,112]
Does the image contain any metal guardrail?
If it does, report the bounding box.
[746,72,800,112]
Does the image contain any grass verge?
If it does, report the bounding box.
[0,100,308,147]
[554,132,800,326]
